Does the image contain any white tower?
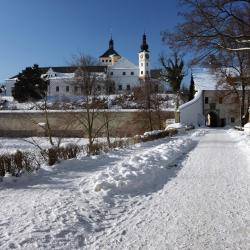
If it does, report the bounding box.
[138,33,150,79]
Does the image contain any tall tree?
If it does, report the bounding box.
[162,0,250,124]
[189,73,195,101]
[12,64,47,102]
[162,0,250,55]
[70,53,113,153]
[160,52,185,108]
[160,53,185,92]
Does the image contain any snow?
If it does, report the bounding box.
[192,68,218,90]
[0,94,176,111]
[0,128,250,249]
[0,137,87,154]
[166,122,185,129]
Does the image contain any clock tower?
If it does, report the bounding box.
[139,33,150,79]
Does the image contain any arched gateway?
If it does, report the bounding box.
[207,111,219,127]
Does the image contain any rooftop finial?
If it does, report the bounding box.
[140,32,149,52]
[109,32,114,50]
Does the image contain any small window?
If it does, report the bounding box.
[118,85,122,90]
[110,72,114,76]
[106,60,108,62]
[56,86,59,92]
[146,70,149,75]
[131,72,134,75]
[109,60,111,62]
[141,71,143,75]
[205,97,209,104]
[74,86,78,92]
[146,63,148,66]
[231,117,235,123]
[219,97,223,104]
[141,63,143,66]
[122,72,126,75]
[126,85,131,91]
[66,86,69,92]
[97,85,101,91]
[102,59,104,62]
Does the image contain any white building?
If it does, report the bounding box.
[180,68,250,127]
[5,33,164,97]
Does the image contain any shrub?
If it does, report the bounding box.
[44,144,81,166]
[133,128,178,143]
[0,150,39,177]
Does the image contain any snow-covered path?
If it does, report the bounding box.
[90,129,250,250]
[0,129,250,250]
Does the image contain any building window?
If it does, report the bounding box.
[110,72,114,75]
[97,85,101,91]
[219,97,223,104]
[141,63,143,66]
[146,70,149,75]
[122,72,126,75]
[231,117,235,123]
[109,60,111,62]
[102,60,104,62]
[66,86,69,92]
[56,86,59,92]
[74,86,78,92]
[205,97,209,104]
[131,72,134,75]
[118,85,122,90]
[126,85,131,91]
[141,71,143,75]
[146,63,148,66]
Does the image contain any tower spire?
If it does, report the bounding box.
[140,32,149,52]
[109,33,114,50]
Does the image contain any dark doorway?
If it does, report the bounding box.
[207,112,218,127]
[220,118,226,127]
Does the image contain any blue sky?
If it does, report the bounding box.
[0,0,181,82]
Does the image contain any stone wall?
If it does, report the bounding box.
[0,110,174,138]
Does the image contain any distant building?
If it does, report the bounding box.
[5,34,167,97]
[180,68,250,127]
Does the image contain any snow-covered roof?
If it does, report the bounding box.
[192,68,218,91]
[110,57,138,70]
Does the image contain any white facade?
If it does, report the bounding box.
[5,34,156,97]
[108,57,139,91]
[138,51,150,79]
[5,79,17,96]
[179,86,205,127]
[180,68,250,127]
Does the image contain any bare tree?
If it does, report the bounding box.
[205,49,250,124]
[160,52,185,109]
[69,53,115,152]
[134,78,164,131]
[162,0,250,124]
[162,0,250,55]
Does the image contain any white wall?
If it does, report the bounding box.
[5,79,16,96]
[179,88,205,127]
[49,78,75,96]
[109,69,139,91]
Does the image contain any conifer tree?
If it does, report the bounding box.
[12,64,47,102]
[188,73,195,101]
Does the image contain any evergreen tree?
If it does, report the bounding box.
[12,64,47,102]
[188,73,195,101]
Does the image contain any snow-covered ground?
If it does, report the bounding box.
[0,94,177,111]
[0,137,88,154]
[0,128,250,249]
